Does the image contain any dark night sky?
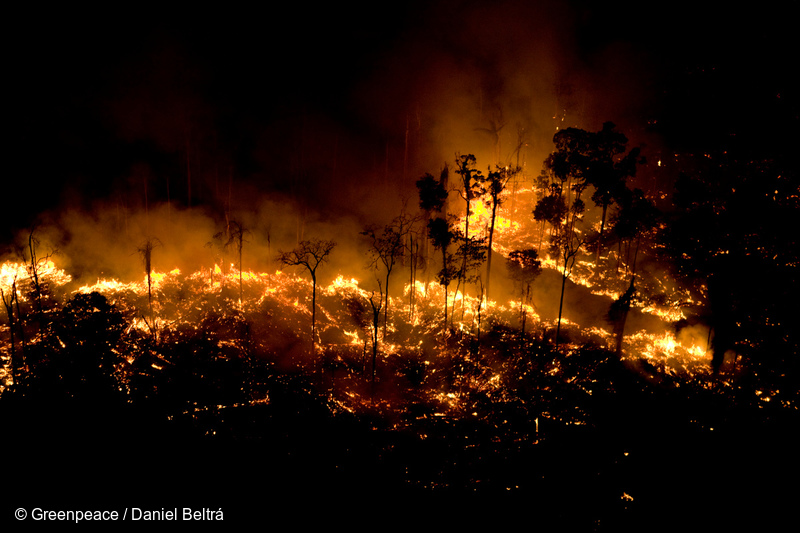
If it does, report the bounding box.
[6,1,796,246]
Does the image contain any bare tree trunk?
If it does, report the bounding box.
[15,292,26,366]
[369,288,382,402]
[595,203,608,265]
[485,199,498,301]
[28,231,42,316]
[383,270,390,340]
[408,233,415,321]
[555,272,567,350]
[311,272,317,351]
[2,284,16,389]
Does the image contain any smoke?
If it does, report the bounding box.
[346,0,666,174]
[3,0,695,326]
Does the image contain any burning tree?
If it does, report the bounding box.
[277,239,336,349]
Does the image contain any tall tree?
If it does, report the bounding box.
[483,165,518,301]
[542,122,643,264]
[533,185,568,252]
[416,167,449,284]
[454,154,485,275]
[277,239,336,349]
[553,231,585,350]
[609,188,659,277]
[588,123,643,264]
[361,212,414,339]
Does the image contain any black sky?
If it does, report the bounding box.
[6,1,796,244]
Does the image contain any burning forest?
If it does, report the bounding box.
[4,1,798,529]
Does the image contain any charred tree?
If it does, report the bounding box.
[607,277,636,357]
[368,285,383,400]
[277,239,336,351]
[137,237,161,335]
[1,279,18,391]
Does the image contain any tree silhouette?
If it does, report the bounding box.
[277,239,336,349]
[542,123,642,264]
[610,188,659,277]
[416,166,449,286]
[587,123,643,264]
[416,170,448,214]
[452,232,488,322]
[554,231,585,350]
[506,248,542,336]
[136,237,161,335]
[606,277,636,357]
[368,284,382,399]
[533,187,567,252]
[1,278,19,391]
[361,212,414,340]
[483,165,518,301]
[218,220,248,307]
[427,217,457,333]
[454,154,485,288]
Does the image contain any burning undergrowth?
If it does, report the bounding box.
[1,233,797,526]
[1,141,797,509]
[1,254,792,430]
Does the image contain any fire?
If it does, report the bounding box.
[1,260,72,298]
[626,330,711,371]
[77,278,141,296]
[468,198,520,237]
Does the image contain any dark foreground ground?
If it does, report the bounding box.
[3,370,798,531]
